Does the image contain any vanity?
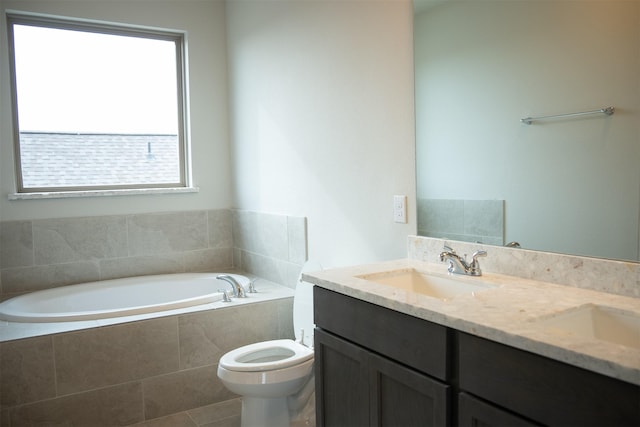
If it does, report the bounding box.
[304,251,640,427]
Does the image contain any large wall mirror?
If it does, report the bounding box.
[414,0,640,262]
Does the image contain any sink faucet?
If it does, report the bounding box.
[439,245,487,276]
[216,274,248,298]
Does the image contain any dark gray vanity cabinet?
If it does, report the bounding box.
[314,286,640,427]
[458,392,541,427]
[458,332,640,427]
[314,287,451,427]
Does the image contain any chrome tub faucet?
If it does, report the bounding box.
[217,274,248,298]
[439,245,487,276]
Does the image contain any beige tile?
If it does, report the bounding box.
[131,412,196,427]
[463,200,504,240]
[99,254,184,280]
[143,366,234,420]
[237,251,274,282]
[208,210,232,249]
[277,298,295,339]
[200,415,241,427]
[178,301,280,369]
[232,211,288,260]
[287,216,307,265]
[8,382,143,426]
[54,317,179,395]
[187,399,241,426]
[0,221,33,269]
[182,248,233,273]
[128,212,208,256]
[1,336,56,407]
[33,216,128,265]
[1,262,100,294]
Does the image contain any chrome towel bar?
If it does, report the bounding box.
[521,106,614,125]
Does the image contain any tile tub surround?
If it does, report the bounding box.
[0,210,234,300]
[0,207,307,425]
[0,208,308,300]
[0,285,294,426]
[303,258,640,387]
[232,210,308,289]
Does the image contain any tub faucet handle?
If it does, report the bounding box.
[248,280,257,293]
[218,289,232,302]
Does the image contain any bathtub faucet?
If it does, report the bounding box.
[217,275,248,298]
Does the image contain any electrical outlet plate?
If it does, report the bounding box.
[393,195,407,223]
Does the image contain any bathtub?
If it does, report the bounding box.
[0,272,251,323]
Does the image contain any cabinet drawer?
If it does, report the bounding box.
[314,287,449,380]
[458,332,640,426]
[458,392,541,427]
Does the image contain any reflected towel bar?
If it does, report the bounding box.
[521,106,614,125]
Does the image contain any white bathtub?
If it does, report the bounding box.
[0,273,251,323]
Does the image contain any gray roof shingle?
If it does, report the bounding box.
[19,132,181,188]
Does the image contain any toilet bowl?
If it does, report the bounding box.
[217,262,319,427]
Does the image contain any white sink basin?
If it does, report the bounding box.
[357,269,496,300]
[534,304,640,349]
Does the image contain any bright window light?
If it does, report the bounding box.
[7,14,189,192]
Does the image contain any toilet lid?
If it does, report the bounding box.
[293,261,322,347]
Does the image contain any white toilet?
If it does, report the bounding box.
[217,263,318,427]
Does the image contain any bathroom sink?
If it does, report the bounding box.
[534,304,640,349]
[356,269,496,300]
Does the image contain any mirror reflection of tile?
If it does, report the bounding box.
[417,199,504,246]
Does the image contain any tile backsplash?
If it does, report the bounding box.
[0,209,307,299]
[417,198,504,246]
[409,235,640,298]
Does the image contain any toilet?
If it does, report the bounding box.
[217,263,319,427]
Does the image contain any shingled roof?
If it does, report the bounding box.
[19,132,180,188]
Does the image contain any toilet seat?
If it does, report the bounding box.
[219,339,313,372]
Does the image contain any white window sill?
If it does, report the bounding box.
[9,186,200,200]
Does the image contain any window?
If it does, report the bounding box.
[7,13,189,194]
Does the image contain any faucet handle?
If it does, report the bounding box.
[468,250,487,276]
[472,250,487,260]
[248,280,257,293]
[443,245,456,253]
[218,289,232,302]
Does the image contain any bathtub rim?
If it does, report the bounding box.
[0,272,241,323]
[0,273,295,343]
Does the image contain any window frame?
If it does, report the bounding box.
[6,12,191,195]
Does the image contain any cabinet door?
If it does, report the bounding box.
[315,328,369,427]
[458,393,541,427]
[370,353,450,427]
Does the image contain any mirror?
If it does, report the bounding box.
[414,0,640,262]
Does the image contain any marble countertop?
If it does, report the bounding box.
[303,258,640,386]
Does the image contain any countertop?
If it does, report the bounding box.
[303,258,640,386]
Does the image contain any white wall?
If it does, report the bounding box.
[415,1,640,261]
[0,0,232,220]
[225,0,416,269]
[0,0,417,268]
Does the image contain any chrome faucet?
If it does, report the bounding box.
[439,245,487,276]
[216,274,248,298]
